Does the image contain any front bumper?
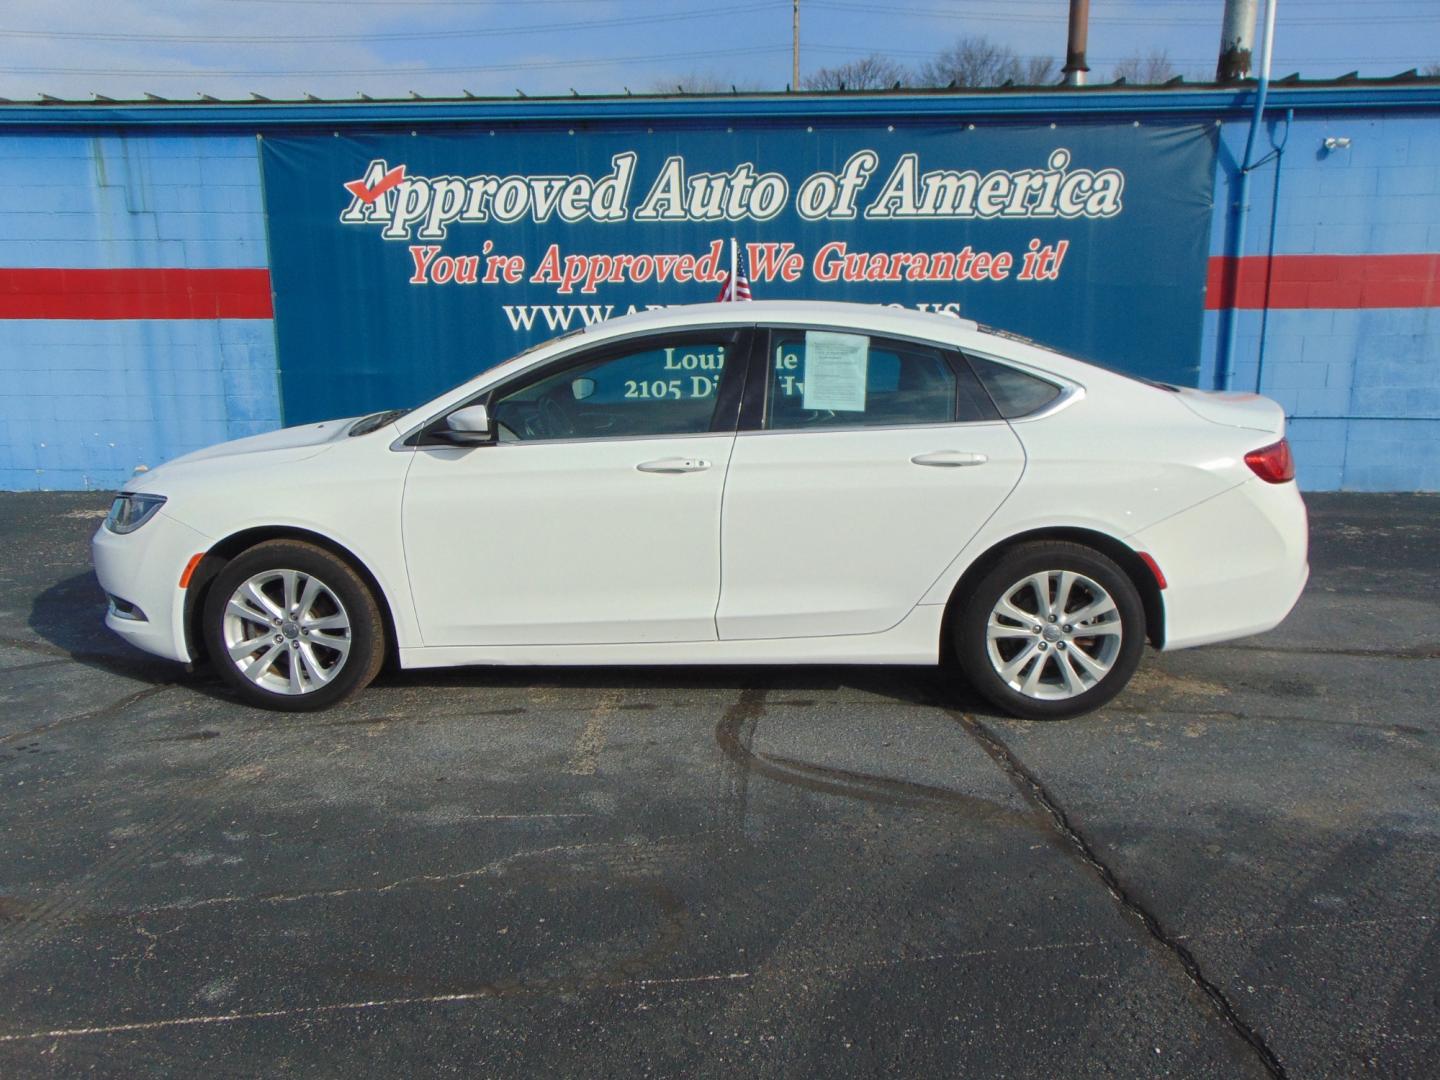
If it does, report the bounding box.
[93,511,213,664]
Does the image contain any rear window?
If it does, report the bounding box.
[967,356,1063,419]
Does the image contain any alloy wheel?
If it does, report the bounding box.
[984,569,1123,700]
[222,569,352,695]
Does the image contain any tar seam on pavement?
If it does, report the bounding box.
[955,711,1290,1080]
[0,682,176,749]
[717,684,1291,1076]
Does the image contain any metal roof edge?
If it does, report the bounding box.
[2,84,1438,129]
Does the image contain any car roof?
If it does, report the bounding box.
[561,299,1128,392]
[576,300,982,343]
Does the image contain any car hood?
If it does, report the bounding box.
[124,417,361,491]
[1170,388,1286,435]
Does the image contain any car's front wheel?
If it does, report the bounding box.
[954,541,1145,720]
[202,540,386,711]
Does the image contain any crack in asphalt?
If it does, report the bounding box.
[1209,642,1440,661]
[0,683,176,749]
[715,688,1291,1076]
[954,711,1289,1080]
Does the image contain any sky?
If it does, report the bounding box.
[1,0,1437,102]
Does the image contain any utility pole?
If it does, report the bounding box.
[1061,0,1090,86]
[792,1,800,90]
[1216,0,1259,82]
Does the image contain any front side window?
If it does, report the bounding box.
[490,336,735,442]
[764,330,986,431]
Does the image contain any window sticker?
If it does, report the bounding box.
[802,331,869,412]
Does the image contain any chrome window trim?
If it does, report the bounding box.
[734,419,1013,438]
[441,429,740,450]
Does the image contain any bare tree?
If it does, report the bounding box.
[917,36,1023,87]
[646,72,760,94]
[804,53,908,91]
[1110,49,1180,84]
[1018,55,1060,86]
[1423,62,1440,76]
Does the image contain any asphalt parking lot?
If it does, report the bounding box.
[0,492,1436,1078]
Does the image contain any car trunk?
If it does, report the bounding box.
[1169,388,1286,436]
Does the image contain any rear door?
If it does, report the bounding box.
[716,325,1026,640]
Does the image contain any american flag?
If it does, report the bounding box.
[715,244,753,302]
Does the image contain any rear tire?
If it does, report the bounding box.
[202,540,385,712]
[953,541,1145,720]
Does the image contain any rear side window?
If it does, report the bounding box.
[967,355,1063,419]
[763,331,995,431]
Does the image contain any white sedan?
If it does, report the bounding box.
[93,301,1308,719]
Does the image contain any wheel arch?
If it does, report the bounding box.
[184,526,401,666]
[940,526,1166,653]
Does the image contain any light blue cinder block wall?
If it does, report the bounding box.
[1,108,1437,492]
[1204,112,1440,492]
[0,133,280,492]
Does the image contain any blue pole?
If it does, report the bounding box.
[1215,0,1277,391]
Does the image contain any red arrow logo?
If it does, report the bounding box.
[344,164,407,204]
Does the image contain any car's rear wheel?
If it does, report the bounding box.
[202,540,385,711]
[954,541,1145,720]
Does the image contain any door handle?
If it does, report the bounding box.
[911,450,989,468]
[636,457,711,474]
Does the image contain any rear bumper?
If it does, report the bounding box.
[92,512,213,664]
[1130,479,1309,651]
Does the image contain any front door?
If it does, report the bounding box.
[403,328,752,647]
[717,326,1026,640]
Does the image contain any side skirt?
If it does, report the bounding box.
[398,604,945,669]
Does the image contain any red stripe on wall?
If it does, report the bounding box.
[0,268,273,319]
[0,258,1431,318]
[1206,253,1440,310]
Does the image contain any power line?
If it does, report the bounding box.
[0,2,778,44]
[210,0,672,4]
[811,0,1439,26]
[2,44,795,79]
[208,0,1438,5]
[15,43,1432,81]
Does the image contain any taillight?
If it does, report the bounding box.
[1245,438,1295,484]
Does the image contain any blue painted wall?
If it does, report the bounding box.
[0,95,1436,492]
[0,133,279,492]
[1202,113,1440,491]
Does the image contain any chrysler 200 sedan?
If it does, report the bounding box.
[93,301,1308,719]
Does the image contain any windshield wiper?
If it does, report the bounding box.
[349,409,408,437]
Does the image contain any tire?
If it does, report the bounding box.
[202,540,386,712]
[953,541,1145,721]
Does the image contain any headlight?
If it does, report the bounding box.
[104,493,167,535]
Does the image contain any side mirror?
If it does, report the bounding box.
[439,404,492,445]
[571,377,596,401]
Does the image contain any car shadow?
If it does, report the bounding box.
[26,571,984,713]
[24,571,186,686]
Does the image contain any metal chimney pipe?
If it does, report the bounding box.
[1062,0,1090,86]
[1216,0,1260,83]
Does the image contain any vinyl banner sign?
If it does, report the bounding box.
[260,121,1216,423]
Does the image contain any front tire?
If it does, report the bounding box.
[202,540,386,712]
[954,541,1145,720]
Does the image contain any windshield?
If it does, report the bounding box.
[344,331,586,437]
